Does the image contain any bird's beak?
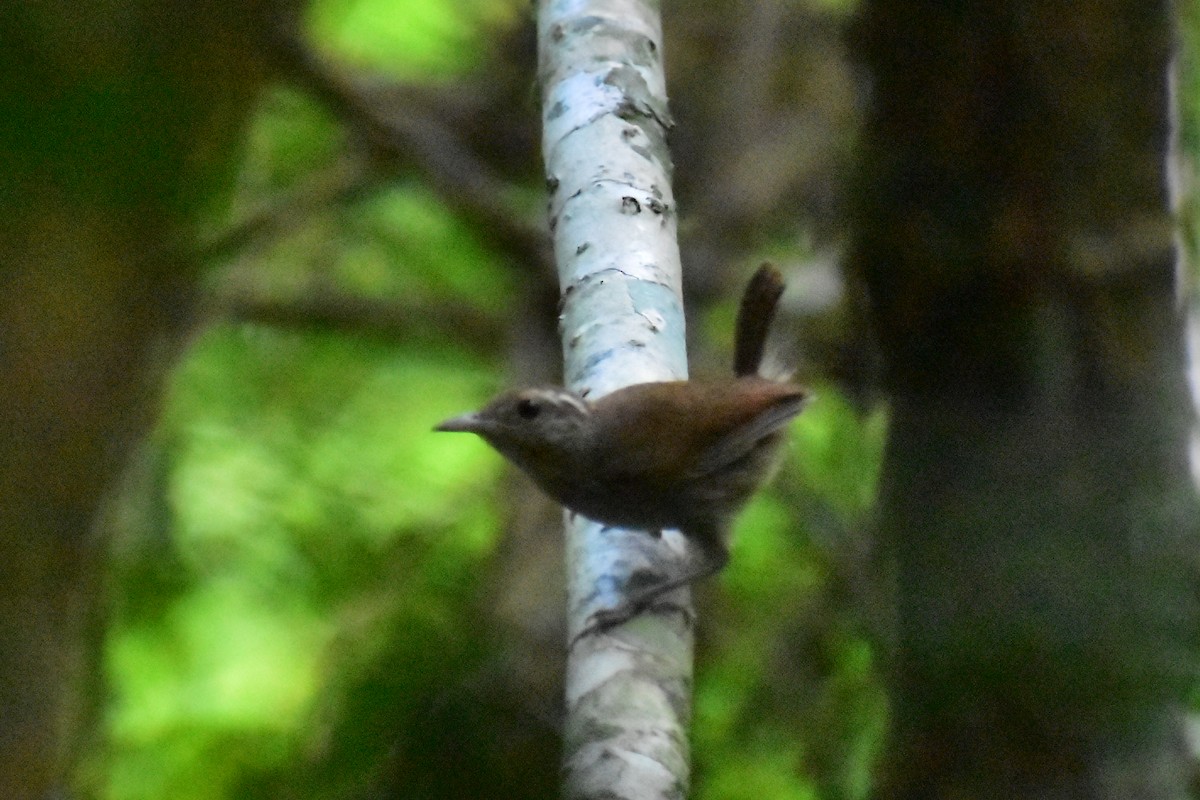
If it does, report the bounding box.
[434,412,484,433]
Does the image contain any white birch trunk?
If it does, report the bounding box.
[537,1,692,798]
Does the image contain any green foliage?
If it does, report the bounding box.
[92,0,542,783]
[98,326,504,800]
[346,187,516,311]
[703,749,818,800]
[234,88,344,201]
[695,386,887,800]
[305,0,523,79]
[790,389,887,525]
[1174,3,1200,270]
[217,86,516,315]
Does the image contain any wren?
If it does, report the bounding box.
[436,264,808,632]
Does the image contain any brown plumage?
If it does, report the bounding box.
[436,264,808,632]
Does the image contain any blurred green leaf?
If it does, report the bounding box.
[239,89,343,197]
[790,388,886,524]
[700,746,817,800]
[305,0,522,79]
[99,321,506,800]
[342,184,516,311]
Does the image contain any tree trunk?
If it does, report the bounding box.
[537,1,693,798]
[852,1,1199,797]
[0,3,272,796]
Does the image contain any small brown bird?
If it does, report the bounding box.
[436,265,808,631]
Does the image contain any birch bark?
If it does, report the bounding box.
[537,1,692,798]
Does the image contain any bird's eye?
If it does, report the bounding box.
[516,398,541,419]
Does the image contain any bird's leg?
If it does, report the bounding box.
[574,528,729,643]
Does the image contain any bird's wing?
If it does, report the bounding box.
[690,390,808,476]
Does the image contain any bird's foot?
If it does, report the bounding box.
[570,596,693,647]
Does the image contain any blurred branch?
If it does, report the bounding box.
[266,22,552,274]
[196,155,377,265]
[207,283,505,352]
[670,0,854,297]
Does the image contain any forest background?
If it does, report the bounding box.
[1,0,1197,798]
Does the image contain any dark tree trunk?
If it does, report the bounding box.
[0,3,274,796]
[852,1,1199,797]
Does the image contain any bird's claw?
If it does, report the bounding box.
[570,602,636,647]
[569,597,693,648]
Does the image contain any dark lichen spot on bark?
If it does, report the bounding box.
[576,242,591,255]
[581,347,620,375]
[629,32,660,66]
[547,100,567,120]
[614,95,641,121]
[646,198,666,215]
[571,16,606,35]
[546,175,560,192]
[621,196,642,214]
[569,17,658,67]
[605,65,674,129]
[558,284,575,313]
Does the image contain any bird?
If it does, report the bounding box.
[436,264,808,633]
